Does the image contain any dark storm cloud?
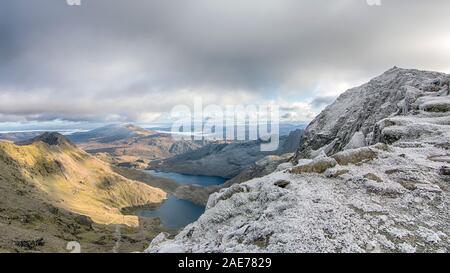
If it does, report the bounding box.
[1,0,450,123]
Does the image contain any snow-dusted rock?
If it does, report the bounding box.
[331,147,378,165]
[146,143,449,253]
[344,131,367,150]
[290,156,337,174]
[146,233,186,253]
[276,162,293,172]
[294,67,449,160]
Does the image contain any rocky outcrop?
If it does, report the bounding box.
[331,146,379,166]
[222,153,294,186]
[294,67,449,161]
[290,157,337,174]
[169,141,200,155]
[146,68,450,253]
[17,132,76,148]
[279,129,303,154]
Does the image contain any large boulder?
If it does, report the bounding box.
[290,157,337,174]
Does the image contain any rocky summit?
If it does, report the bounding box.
[17,132,76,147]
[146,68,450,253]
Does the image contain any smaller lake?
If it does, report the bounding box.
[145,170,226,186]
[134,195,205,229]
[136,170,227,229]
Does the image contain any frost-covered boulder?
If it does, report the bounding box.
[331,147,378,165]
[419,97,450,113]
[290,157,337,174]
[344,131,367,150]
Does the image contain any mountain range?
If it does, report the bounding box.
[151,128,303,179]
[67,124,201,169]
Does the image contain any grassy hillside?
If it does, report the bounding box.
[0,133,168,252]
[0,134,166,226]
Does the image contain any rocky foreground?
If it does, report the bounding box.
[146,67,450,253]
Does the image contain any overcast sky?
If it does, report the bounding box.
[1,0,450,129]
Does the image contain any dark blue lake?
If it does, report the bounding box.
[145,170,226,186]
[138,171,227,229]
[134,195,205,229]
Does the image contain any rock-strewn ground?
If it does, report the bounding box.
[146,68,450,253]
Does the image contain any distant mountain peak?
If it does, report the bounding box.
[123,124,155,136]
[18,132,75,147]
[68,123,156,143]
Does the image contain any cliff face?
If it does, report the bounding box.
[295,67,449,160]
[146,68,450,253]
